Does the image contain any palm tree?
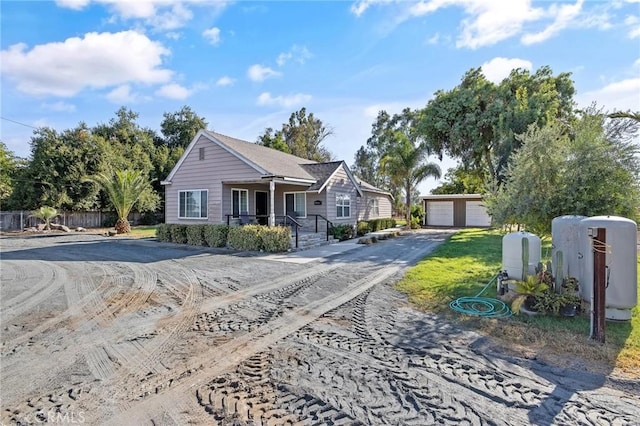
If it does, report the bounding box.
[30,206,58,230]
[380,133,441,228]
[89,169,150,234]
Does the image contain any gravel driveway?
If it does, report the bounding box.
[1,230,638,425]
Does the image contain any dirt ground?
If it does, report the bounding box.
[1,231,639,425]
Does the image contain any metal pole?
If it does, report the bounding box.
[591,228,606,343]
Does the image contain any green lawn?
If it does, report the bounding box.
[126,225,158,238]
[396,228,639,376]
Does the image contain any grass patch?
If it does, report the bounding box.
[396,228,640,377]
[126,225,158,238]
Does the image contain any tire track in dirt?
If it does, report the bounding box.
[1,261,66,323]
[102,263,406,425]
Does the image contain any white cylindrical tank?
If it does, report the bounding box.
[502,232,542,281]
[578,216,638,321]
[552,215,586,290]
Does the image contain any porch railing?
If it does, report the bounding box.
[308,214,334,241]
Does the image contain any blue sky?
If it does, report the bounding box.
[1,0,639,194]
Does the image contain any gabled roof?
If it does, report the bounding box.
[163,130,374,198]
[356,178,394,199]
[301,161,342,191]
[163,130,317,184]
[302,161,363,196]
[210,132,317,181]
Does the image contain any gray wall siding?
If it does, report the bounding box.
[325,166,358,226]
[165,135,262,224]
[357,191,393,221]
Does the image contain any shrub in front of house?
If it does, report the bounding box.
[227,225,263,251]
[170,224,188,244]
[330,224,354,241]
[367,218,396,232]
[186,224,207,245]
[155,223,170,242]
[260,226,291,252]
[357,221,371,236]
[204,224,229,247]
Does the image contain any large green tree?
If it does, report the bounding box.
[160,105,208,149]
[257,108,334,161]
[9,124,109,210]
[417,66,575,183]
[0,141,23,207]
[431,165,485,195]
[485,108,640,234]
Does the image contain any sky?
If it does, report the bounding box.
[1,0,639,195]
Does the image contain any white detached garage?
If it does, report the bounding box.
[421,194,491,227]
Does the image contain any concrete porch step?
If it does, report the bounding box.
[290,232,337,250]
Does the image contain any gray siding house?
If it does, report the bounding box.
[162,131,393,229]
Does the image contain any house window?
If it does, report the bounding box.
[232,188,249,217]
[336,193,351,218]
[370,198,379,216]
[179,190,208,219]
[284,192,306,217]
[199,147,205,160]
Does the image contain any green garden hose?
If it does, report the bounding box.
[449,274,512,318]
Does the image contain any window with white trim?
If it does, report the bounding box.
[370,198,379,216]
[284,192,306,217]
[336,193,351,218]
[232,188,249,217]
[179,190,207,219]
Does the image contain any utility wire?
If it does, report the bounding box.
[1,116,41,130]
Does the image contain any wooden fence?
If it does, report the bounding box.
[0,210,144,231]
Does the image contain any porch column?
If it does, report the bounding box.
[269,180,276,227]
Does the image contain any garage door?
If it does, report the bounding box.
[427,201,454,226]
[465,201,491,227]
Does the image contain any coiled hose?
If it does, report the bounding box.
[449,273,512,318]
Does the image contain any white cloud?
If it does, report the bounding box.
[276,45,312,66]
[256,92,312,108]
[41,101,76,112]
[55,0,90,10]
[56,0,230,31]
[481,57,533,83]
[155,83,192,100]
[202,27,221,45]
[216,76,235,87]
[0,31,172,97]
[425,32,440,45]
[354,0,598,49]
[106,84,138,103]
[247,64,282,82]
[165,31,182,40]
[350,0,393,17]
[577,78,640,111]
[521,0,584,45]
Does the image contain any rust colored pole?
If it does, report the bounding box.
[591,228,606,343]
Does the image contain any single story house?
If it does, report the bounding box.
[421,194,491,227]
[162,130,393,230]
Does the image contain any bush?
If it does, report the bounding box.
[357,221,371,236]
[367,218,396,232]
[170,224,188,244]
[411,205,425,222]
[155,223,170,242]
[227,225,263,250]
[260,226,291,252]
[204,225,229,247]
[410,216,422,229]
[331,224,354,241]
[186,224,206,245]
